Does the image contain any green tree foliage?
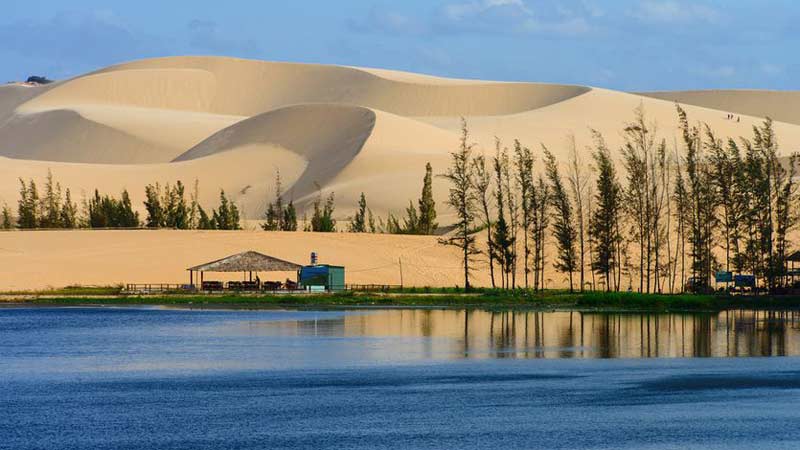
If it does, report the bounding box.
[672,154,691,292]
[514,141,535,288]
[492,140,514,288]
[349,192,369,233]
[60,188,78,229]
[189,179,200,229]
[621,105,668,293]
[368,208,376,233]
[1,204,12,230]
[544,146,577,292]
[262,170,284,231]
[17,173,81,229]
[163,181,189,229]
[504,140,520,288]
[589,131,623,291]
[417,162,438,234]
[283,201,298,231]
[212,190,241,230]
[379,212,403,234]
[17,178,39,229]
[399,163,438,235]
[310,188,336,232]
[143,183,164,228]
[197,205,215,230]
[403,200,419,234]
[531,175,550,290]
[731,118,798,290]
[40,170,62,228]
[144,182,190,229]
[566,135,590,292]
[439,118,480,290]
[262,170,298,231]
[471,153,496,288]
[86,189,140,228]
[117,190,140,227]
[677,105,717,292]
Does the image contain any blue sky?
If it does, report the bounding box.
[2,0,798,91]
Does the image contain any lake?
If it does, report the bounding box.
[2,307,800,449]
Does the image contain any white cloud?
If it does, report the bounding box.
[435,0,591,35]
[187,20,260,56]
[441,0,533,23]
[0,10,158,66]
[629,1,721,24]
[347,8,427,35]
[693,65,736,79]
[760,63,783,76]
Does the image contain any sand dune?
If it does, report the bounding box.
[3,56,800,290]
[2,56,800,219]
[419,88,800,169]
[0,108,172,164]
[641,90,800,126]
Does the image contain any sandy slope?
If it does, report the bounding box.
[0,230,484,291]
[641,90,800,126]
[2,57,800,290]
[4,56,799,220]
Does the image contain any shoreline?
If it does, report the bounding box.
[4,291,800,313]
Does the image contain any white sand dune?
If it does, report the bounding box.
[641,90,800,126]
[0,108,172,163]
[5,56,798,219]
[2,56,800,289]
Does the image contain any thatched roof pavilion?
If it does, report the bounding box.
[187,251,302,287]
[188,251,301,273]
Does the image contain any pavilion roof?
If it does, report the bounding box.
[187,251,302,272]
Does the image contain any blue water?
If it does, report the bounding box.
[2,307,800,449]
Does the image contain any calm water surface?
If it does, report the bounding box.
[2,307,800,449]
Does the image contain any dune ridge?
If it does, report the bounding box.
[640,90,800,126]
[2,56,800,221]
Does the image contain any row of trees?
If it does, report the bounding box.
[7,163,437,235]
[259,163,438,235]
[441,106,798,293]
[143,181,241,230]
[9,174,241,230]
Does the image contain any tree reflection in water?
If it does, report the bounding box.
[284,309,800,359]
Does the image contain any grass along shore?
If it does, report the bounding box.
[3,286,800,311]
